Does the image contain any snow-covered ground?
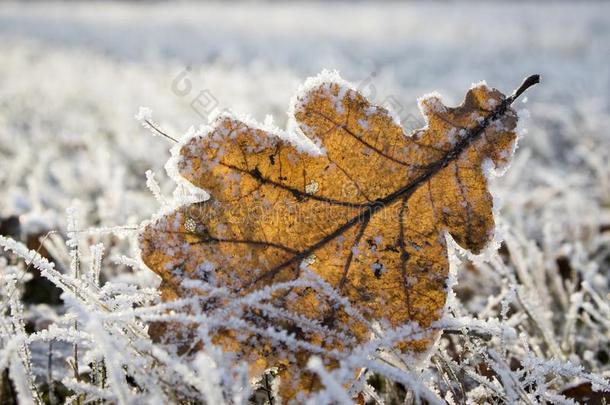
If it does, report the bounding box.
[0,1,609,403]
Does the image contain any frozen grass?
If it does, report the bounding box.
[1,1,609,404]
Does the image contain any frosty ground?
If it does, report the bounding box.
[0,2,609,404]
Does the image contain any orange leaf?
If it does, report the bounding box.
[139,72,538,400]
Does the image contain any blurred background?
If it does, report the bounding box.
[0,1,608,233]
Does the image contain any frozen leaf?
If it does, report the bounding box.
[139,72,538,400]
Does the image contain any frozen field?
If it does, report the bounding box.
[0,1,609,404]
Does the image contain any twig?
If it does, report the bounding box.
[264,373,274,405]
[443,328,493,342]
[144,119,178,143]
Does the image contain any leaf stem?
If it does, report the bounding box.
[507,74,540,105]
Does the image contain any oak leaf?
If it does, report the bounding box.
[139,72,537,401]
